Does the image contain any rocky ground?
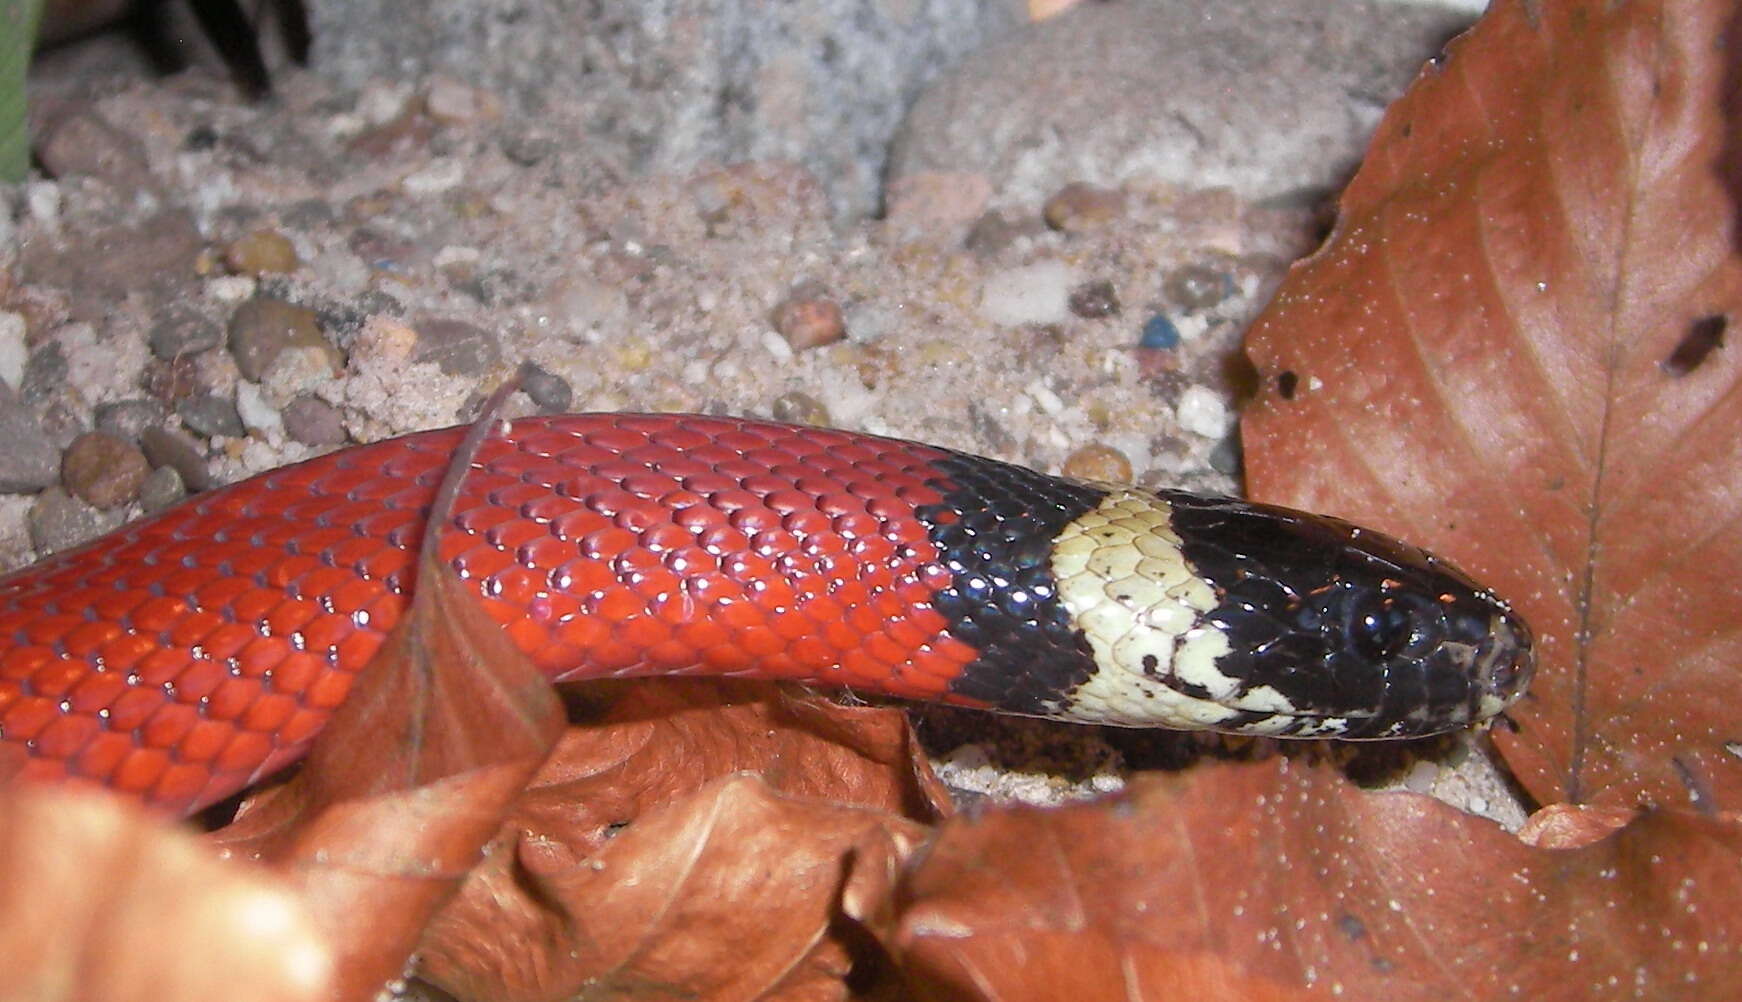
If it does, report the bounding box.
[6,0,1524,822]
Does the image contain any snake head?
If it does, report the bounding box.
[1047,489,1534,738]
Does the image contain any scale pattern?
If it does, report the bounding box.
[0,413,1535,817]
[0,414,997,813]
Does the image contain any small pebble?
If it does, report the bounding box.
[234,383,284,437]
[223,230,300,275]
[28,487,121,555]
[282,395,348,446]
[37,399,88,451]
[425,76,502,124]
[0,400,62,492]
[142,356,201,402]
[178,394,246,439]
[348,104,435,159]
[0,312,25,389]
[516,362,573,413]
[139,427,213,491]
[883,171,993,238]
[412,318,502,376]
[772,288,846,350]
[963,211,1042,256]
[279,199,336,230]
[61,432,150,509]
[1164,263,1235,311]
[182,124,219,150]
[1139,313,1181,350]
[22,344,68,403]
[980,260,1076,327]
[36,112,152,191]
[95,399,170,442]
[1067,280,1121,319]
[501,131,556,166]
[842,303,897,343]
[546,274,629,334]
[770,391,831,427]
[450,266,533,307]
[228,298,337,381]
[1176,386,1232,439]
[1042,182,1126,233]
[348,228,420,273]
[148,305,223,360]
[1061,442,1133,483]
[139,465,187,512]
[402,158,465,195]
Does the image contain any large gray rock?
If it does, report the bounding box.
[308,0,1024,220]
[887,0,1474,211]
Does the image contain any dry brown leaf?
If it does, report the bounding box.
[0,785,331,1001]
[866,758,1742,1001]
[213,392,568,999]
[209,558,566,999]
[422,771,932,1002]
[416,679,950,1001]
[1242,0,1742,808]
[1518,801,1641,849]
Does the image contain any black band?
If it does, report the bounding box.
[917,453,1104,715]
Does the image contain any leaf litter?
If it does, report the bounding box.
[1243,0,1742,813]
[8,1,1742,999]
[413,680,950,1001]
[855,758,1742,1002]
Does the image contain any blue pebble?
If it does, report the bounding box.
[1139,313,1180,350]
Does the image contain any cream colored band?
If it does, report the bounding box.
[1047,488,1301,730]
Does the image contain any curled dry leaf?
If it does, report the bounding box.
[865,758,1742,1002]
[210,558,567,999]
[1241,0,1742,808]
[0,786,331,1002]
[1517,801,1642,850]
[214,390,568,999]
[423,771,932,1002]
[416,678,951,1001]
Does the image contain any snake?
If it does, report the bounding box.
[0,412,1534,816]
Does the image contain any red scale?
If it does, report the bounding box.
[0,414,993,814]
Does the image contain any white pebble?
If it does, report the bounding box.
[25,181,60,229]
[843,303,897,343]
[401,159,464,195]
[432,245,480,268]
[356,81,414,125]
[1173,313,1210,341]
[760,328,794,362]
[205,275,257,303]
[1026,379,1066,416]
[0,312,25,390]
[323,112,365,141]
[1176,385,1232,438]
[979,259,1076,327]
[235,382,285,436]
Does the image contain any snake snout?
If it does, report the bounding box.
[1473,605,1534,720]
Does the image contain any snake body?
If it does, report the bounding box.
[0,413,1533,815]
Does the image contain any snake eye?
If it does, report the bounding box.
[1349,593,1414,662]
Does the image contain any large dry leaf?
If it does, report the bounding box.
[1242,0,1742,808]
[416,679,951,1000]
[859,759,1742,1001]
[423,771,931,1002]
[214,396,568,999]
[0,785,331,1001]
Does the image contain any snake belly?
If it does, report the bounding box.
[0,413,1534,816]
